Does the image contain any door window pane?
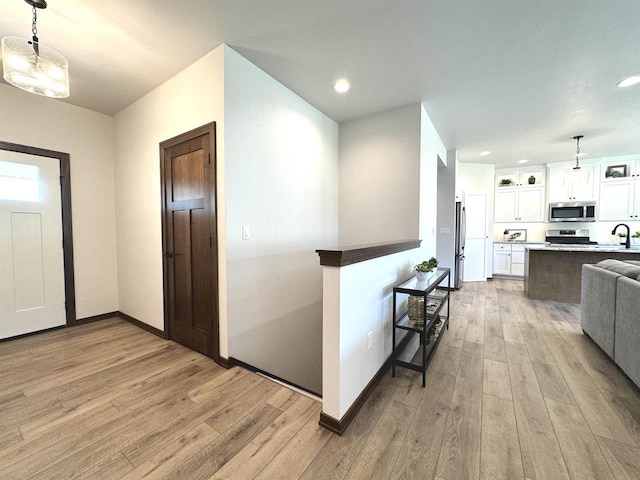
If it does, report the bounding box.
[0,160,40,201]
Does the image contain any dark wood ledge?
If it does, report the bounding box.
[316,239,421,267]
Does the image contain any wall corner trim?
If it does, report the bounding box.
[319,356,392,435]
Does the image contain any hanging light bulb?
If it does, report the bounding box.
[572,135,583,170]
[2,0,69,98]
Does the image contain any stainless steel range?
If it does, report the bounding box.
[545,229,598,245]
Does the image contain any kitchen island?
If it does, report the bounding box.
[524,244,640,303]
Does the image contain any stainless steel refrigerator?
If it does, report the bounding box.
[454,201,466,289]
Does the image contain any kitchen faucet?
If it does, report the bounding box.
[612,223,631,249]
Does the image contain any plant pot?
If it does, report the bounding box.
[416,271,431,281]
[632,237,640,246]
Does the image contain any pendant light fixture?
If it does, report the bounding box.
[2,0,69,98]
[572,135,583,170]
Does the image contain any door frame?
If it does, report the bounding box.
[0,140,76,326]
[159,122,220,361]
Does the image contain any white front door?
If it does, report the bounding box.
[0,151,66,339]
[463,193,487,282]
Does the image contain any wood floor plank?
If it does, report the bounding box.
[602,389,640,448]
[503,324,524,344]
[545,398,615,480]
[480,393,524,480]
[390,375,424,408]
[72,452,134,480]
[505,342,570,480]
[2,283,640,480]
[484,308,507,363]
[299,374,396,480]
[483,358,512,401]
[187,367,250,404]
[430,342,462,377]
[596,436,640,480]
[544,332,637,446]
[120,423,221,480]
[266,386,302,411]
[464,324,484,344]
[389,370,456,480]
[211,396,320,479]
[0,428,22,451]
[162,403,282,480]
[531,361,575,405]
[121,391,233,467]
[436,342,483,480]
[254,413,332,480]
[343,399,414,480]
[443,303,470,348]
[205,378,282,434]
[519,323,555,365]
[21,392,198,480]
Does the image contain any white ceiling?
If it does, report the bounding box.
[2,0,640,168]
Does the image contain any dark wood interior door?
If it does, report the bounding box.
[160,124,218,359]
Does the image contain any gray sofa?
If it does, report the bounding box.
[581,259,640,388]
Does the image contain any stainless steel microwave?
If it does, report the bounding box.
[548,201,596,222]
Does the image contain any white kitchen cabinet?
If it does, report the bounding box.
[599,178,640,221]
[510,244,525,276]
[492,243,526,277]
[599,158,640,221]
[495,167,545,188]
[547,163,596,202]
[493,244,512,275]
[495,167,546,223]
[494,186,545,222]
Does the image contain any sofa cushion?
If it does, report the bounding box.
[597,259,640,279]
[581,264,618,359]
[614,276,640,388]
[622,260,640,279]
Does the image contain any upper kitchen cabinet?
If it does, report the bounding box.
[495,167,545,188]
[494,167,546,222]
[599,157,640,221]
[547,163,596,202]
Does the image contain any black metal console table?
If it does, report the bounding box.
[391,267,450,387]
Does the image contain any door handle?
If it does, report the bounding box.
[165,251,173,259]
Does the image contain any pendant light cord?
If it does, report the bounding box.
[573,135,583,170]
[31,6,40,55]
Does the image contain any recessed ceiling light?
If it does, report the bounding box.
[518,159,528,164]
[617,75,640,87]
[480,151,491,156]
[333,78,350,93]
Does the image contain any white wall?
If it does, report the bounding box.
[0,84,118,318]
[112,47,226,342]
[322,247,421,419]
[339,104,421,245]
[457,163,495,279]
[419,104,447,254]
[437,150,457,273]
[224,47,339,394]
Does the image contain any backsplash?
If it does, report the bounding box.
[492,220,640,243]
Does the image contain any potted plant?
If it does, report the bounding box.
[618,232,628,245]
[632,231,640,246]
[414,257,438,281]
[499,178,513,187]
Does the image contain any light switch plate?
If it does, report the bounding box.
[242,225,250,240]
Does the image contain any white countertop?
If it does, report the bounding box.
[493,241,547,245]
[526,244,640,253]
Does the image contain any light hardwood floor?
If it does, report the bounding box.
[1,279,640,479]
